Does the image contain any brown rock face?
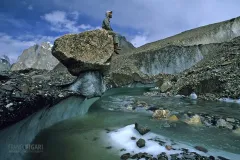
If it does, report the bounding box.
[52,29,114,76]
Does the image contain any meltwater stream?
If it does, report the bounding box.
[0,88,240,160]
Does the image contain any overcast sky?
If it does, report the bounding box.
[1,0,240,63]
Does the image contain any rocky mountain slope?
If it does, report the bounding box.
[135,16,240,52]
[170,36,240,100]
[0,68,77,130]
[109,16,240,87]
[0,55,11,72]
[11,42,59,71]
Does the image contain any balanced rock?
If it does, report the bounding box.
[52,29,114,76]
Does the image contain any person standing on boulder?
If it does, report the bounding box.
[102,11,121,54]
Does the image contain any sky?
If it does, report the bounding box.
[1,0,240,63]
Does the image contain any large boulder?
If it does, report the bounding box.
[52,29,135,76]
[11,42,59,71]
[52,30,114,76]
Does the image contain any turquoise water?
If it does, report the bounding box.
[0,88,240,160]
[25,88,240,160]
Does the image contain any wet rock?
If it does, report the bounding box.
[120,153,131,160]
[226,118,235,123]
[184,114,202,125]
[181,148,189,153]
[194,146,208,153]
[152,109,170,119]
[157,152,168,160]
[120,148,126,152]
[163,122,171,128]
[136,138,146,148]
[165,145,172,150]
[143,91,159,97]
[170,154,180,160]
[136,100,148,108]
[233,128,240,135]
[105,146,112,149]
[168,115,179,122]
[209,156,215,160]
[147,106,159,112]
[126,105,133,110]
[216,119,233,129]
[160,81,172,92]
[134,123,150,135]
[217,156,230,160]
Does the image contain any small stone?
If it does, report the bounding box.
[5,103,13,108]
[58,93,64,97]
[165,145,172,150]
[120,153,131,160]
[226,118,235,123]
[217,119,233,129]
[136,138,145,148]
[136,100,148,108]
[160,81,172,92]
[120,148,126,152]
[194,146,208,153]
[105,146,112,149]
[157,152,168,160]
[209,156,215,160]
[126,105,133,110]
[233,128,240,135]
[170,154,180,160]
[131,137,136,140]
[217,156,230,160]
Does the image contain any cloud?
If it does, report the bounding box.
[28,5,33,10]
[42,11,100,33]
[46,0,240,44]
[130,35,149,47]
[0,33,58,64]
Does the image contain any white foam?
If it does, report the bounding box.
[219,97,240,104]
[107,125,182,157]
[104,124,240,159]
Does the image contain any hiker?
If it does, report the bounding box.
[102,10,121,54]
